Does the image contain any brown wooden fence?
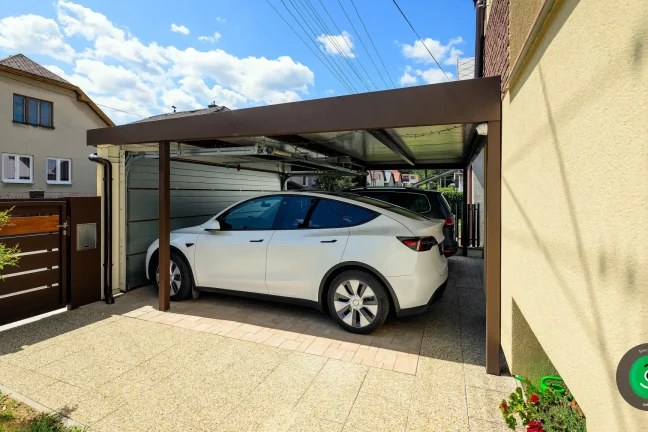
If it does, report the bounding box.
[0,201,68,326]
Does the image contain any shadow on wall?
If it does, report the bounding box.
[511,299,559,384]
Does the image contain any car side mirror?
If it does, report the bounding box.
[203,220,220,231]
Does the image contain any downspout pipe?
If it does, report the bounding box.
[88,153,114,304]
[474,0,485,78]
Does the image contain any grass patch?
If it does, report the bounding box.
[0,392,83,432]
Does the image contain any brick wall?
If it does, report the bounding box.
[484,0,509,95]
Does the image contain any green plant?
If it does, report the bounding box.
[0,208,20,280]
[316,175,358,191]
[500,379,586,432]
[437,186,463,207]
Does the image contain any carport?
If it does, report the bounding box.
[87,76,502,374]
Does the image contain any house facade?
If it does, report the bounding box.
[0,54,112,199]
[479,0,647,429]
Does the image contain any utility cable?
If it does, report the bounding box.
[336,0,389,89]
[391,0,450,81]
[349,0,395,88]
[267,0,356,93]
[282,0,359,93]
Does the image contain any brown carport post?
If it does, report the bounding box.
[485,121,501,375]
[158,141,170,311]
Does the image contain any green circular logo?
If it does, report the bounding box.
[628,355,648,399]
[617,344,648,410]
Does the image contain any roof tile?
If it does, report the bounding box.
[0,54,70,84]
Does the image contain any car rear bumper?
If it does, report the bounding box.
[386,255,448,314]
[396,278,448,317]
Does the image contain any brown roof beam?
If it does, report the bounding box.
[267,135,345,158]
[87,77,501,146]
[367,129,415,166]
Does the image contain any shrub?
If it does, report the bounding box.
[500,379,586,432]
[437,186,463,207]
[0,208,20,280]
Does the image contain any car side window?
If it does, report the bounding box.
[309,199,345,228]
[277,196,317,229]
[220,196,282,230]
[343,204,377,226]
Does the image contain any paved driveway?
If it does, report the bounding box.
[0,257,518,431]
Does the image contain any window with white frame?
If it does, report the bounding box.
[46,158,72,184]
[2,153,33,183]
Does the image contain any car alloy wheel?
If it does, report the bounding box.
[156,259,182,296]
[333,279,379,328]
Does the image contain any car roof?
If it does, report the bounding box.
[346,187,441,195]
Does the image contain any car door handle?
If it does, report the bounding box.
[320,239,337,243]
[249,239,264,243]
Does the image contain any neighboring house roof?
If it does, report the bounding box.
[132,105,229,124]
[0,54,114,126]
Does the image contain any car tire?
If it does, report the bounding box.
[155,251,193,301]
[327,270,390,334]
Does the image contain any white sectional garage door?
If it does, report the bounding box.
[126,158,281,289]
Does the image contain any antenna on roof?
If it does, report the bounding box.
[208,101,217,108]
[171,106,177,113]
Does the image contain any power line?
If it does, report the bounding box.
[315,0,377,92]
[349,0,396,88]
[292,0,370,92]
[391,0,451,81]
[265,0,356,94]
[300,0,374,92]
[336,0,389,90]
[280,0,359,93]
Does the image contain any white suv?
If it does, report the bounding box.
[146,192,449,333]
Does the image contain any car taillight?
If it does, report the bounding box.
[398,236,439,252]
[444,216,454,226]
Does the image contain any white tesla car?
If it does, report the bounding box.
[145,192,449,333]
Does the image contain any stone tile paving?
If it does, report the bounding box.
[0,256,519,431]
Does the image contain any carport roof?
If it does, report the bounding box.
[87,76,501,169]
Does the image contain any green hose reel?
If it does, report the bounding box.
[514,375,568,397]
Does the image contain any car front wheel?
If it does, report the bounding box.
[327,270,390,334]
[155,251,193,301]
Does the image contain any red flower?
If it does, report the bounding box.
[500,402,508,410]
[527,420,544,432]
[530,394,540,404]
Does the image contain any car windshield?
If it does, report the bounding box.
[321,192,430,221]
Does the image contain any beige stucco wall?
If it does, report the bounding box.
[501,0,648,430]
[0,71,107,198]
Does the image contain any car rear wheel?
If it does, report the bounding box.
[327,270,390,334]
[155,251,193,301]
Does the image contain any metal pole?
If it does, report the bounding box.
[462,168,469,256]
[485,121,501,376]
[158,141,171,312]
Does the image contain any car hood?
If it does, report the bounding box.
[172,225,205,235]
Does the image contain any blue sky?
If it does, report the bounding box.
[0,0,475,123]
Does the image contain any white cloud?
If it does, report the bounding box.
[399,72,417,87]
[317,31,354,58]
[0,15,75,61]
[179,76,247,108]
[444,47,463,66]
[401,36,464,65]
[216,16,226,23]
[198,32,221,43]
[415,67,454,84]
[3,1,316,124]
[171,23,189,35]
[166,48,314,104]
[57,0,124,41]
[397,65,454,87]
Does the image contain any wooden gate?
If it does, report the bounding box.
[0,201,67,326]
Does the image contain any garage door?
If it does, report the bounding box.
[126,158,281,289]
